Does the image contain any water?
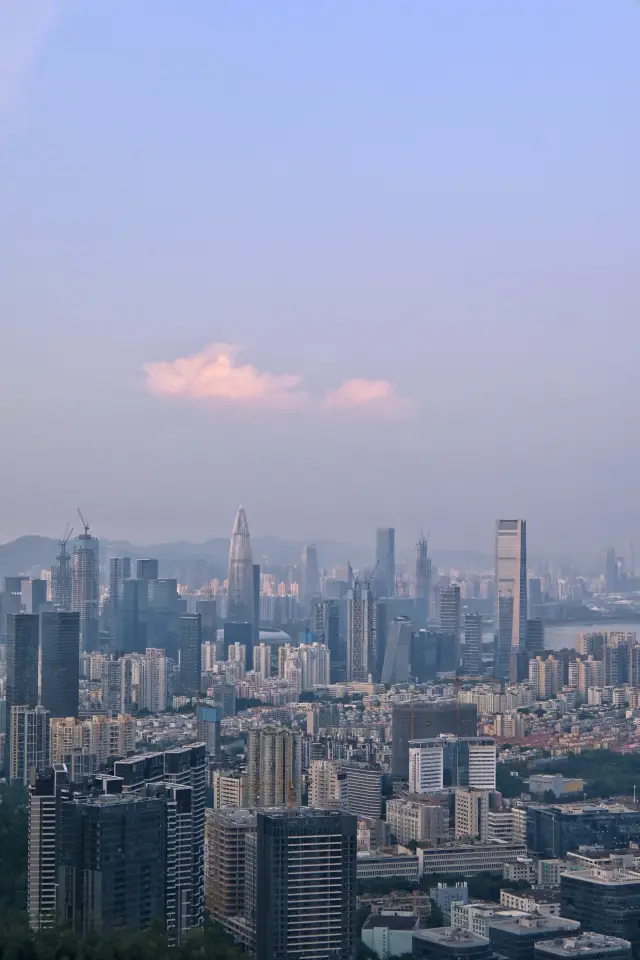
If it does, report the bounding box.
[482,621,640,652]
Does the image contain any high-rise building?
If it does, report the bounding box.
[137,558,159,581]
[179,614,202,694]
[39,611,80,719]
[440,585,461,665]
[196,599,217,644]
[308,759,341,808]
[340,761,383,819]
[606,548,619,593]
[50,714,135,765]
[212,770,246,809]
[416,534,431,613]
[252,563,260,667]
[71,524,100,653]
[255,809,357,960]
[196,701,221,756]
[525,618,545,656]
[495,520,527,679]
[28,763,69,931]
[297,641,331,688]
[51,536,73,612]
[139,647,170,712]
[228,506,254,624]
[529,656,563,699]
[375,527,396,598]
[312,599,342,681]
[409,737,496,794]
[301,544,320,606]
[463,614,483,676]
[455,788,489,840]
[386,798,448,846]
[381,616,413,684]
[10,705,50,785]
[108,557,131,646]
[346,576,376,682]
[117,577,149,654]
[391,701,478,779]
[205,808,256,928]
[246,726,302,808]
[22,579,48,615]
[57,789,168,936]
[6,612,39,769]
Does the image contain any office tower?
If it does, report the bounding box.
[108,557,131,645]
[455,788,489,840]
[391,701,478,778]
[148,578,181,660]
[39,611,80,719]
[381,616,412,684]
[300,544,320,605]
[525,618,545,656]
[340,761,383,819]
[28,763,70,931]
[416,533,431,609]
[346,575,376,681]
[179,614,202,694]
[463,614,483,676]
[534,935,631,960]
[6,613,39,710]
[223,619,252,660]
[137,558,159,580]
[440,584,461,665]
[528,577,543,609]
[196,701,221,756]
[375,527,396,598]
[252,563,260,666]
[246,726,302,808]
[71,521,100,653]
[22,579,48,614]
[117,577,148,654]
[606,548,619,592]
[529,656,563,699]
[527,806,640,859]
[413,929,496,960]
[255,809,357,960]
[298,642,331,688]
[10,705,51,785]
[51,531,73,612]
[205,808,256,927]
[114,743,206,934]
[408,737,496,794]
[312,599,342,681]
[228,506,254,624]
[196,598,217,643]
[495,520,527,679]
[57,789,167,935]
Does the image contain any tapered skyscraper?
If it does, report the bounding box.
[495,519,527,679]
[227,506,254,624]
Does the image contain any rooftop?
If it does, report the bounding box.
[535,934,632,957]
[563,868,640,886]
[364,915,418,931]
[489,916,581,936]
[414,928,490,946]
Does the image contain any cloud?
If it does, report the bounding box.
[142,343,307,409]
[0,0,59,121]
[323,378,416,418]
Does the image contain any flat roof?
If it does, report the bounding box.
[535,934,632,957]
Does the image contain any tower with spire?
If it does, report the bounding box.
[227,506,254,624]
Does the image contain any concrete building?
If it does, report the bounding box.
[27,763,69,930]
[413,928,495,960]
[205,808,256,929]
[246,726,302,808]
[417,841,528,877]
[71,525,100,652]
[455,788,490,841]
[340,761,383,819]
[10,705,50,785]
[488,916,581,960]
[534,935,631,960]
[212,771,246,809]
[347,576,377,682]
[362,914,419,959]
[561,868,640,959]
[392,702,478,779]
[357,851,420,882]
[409,737,496,794]
[387,798,448,846]
[495,520,527,679]
[308,759,341,808]
[499,889,561,916]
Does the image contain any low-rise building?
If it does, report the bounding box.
[362,914,419,959]
[357,851,420,882]
[488,916,581,960]
[503,857,536,883]
[418,840,528,877]
[499,889,561,917]
[533,934,631,960]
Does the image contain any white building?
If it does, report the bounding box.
[387,799,448,846]
[308,759,341,808]
[488,811,515,842]
[409,736,496,794]
[417,841,527,877]
[362,914,418,959]
[357,852,420,882]
[455,789,489,841]
[212,771,246,809]
[298,642,331,689]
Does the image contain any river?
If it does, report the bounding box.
[483,621,640,652]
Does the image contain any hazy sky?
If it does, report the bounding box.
[1,1,638,559]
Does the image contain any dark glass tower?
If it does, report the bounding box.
[39,611,80,718]
[179,613,202,694]
[255,809,357,960]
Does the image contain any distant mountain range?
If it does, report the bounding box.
[0,534,495,582]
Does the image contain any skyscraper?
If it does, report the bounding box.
[179,614,202,694]
[117,578,149,654]
[495,520,527,679]
[51,533,73,612]
[22,579,48,614]
[525,618,545,656]
[228,506,254,624]
[10,705,50,785]
[346,576,376,682]
[72,522,100,653]
[246,726,302,808]
[251,562,260,669]
[6,613,39,711]
[108,557,131,646]
[391,701,478,778]
[440,584,461,666]
[255,809,357,960]
[300,544,320,604]
[416,533,431,616]
[137,558,159,580]
[375,527,396,598]
[28,763,69,931]
[462,613,483,676]
[39,611,80,718]
[381,616,412,684]
[605,547,619,593]
[312,599,342,681]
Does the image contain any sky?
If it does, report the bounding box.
[0,1,638,560]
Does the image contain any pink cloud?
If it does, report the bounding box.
[142,343,307,408]
[323,378,416,418]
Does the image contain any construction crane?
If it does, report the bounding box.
[77,508,90,537]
